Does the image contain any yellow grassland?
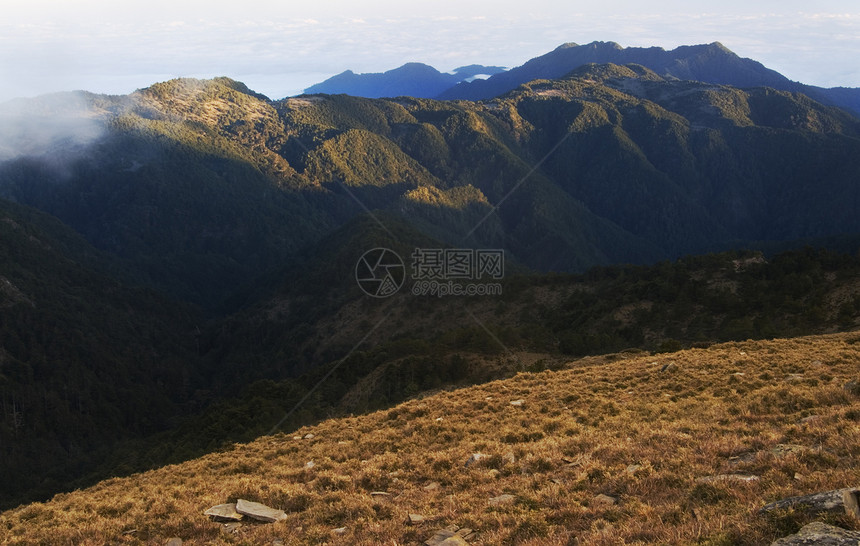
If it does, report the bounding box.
[3,332,860,545]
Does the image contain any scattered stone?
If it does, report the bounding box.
[235,499,288,523]
[303,433,315,440]
[510,399,525,407]
[221,522,242,534]
[406,513,425,525]
[593,493,617,506]
[337,440,350,445]
[204,503,243,522]
[561,457,581,467]
[660,362,678,373]
[292,436,302,440]
[770,444,807,457]
[424,525,473,545]
[625,464,642,475]
[799,415,822,424]
[697,474,760,484]
[271,540,284,546]
[122,529,138,536]
[760,488,860,518]
[771,521,860,545]
[487,469,500,479]
[436,417,444,422]
[332,527,348,535]
[794,473,804,481]
[304,460,315,469]
[844,380,860,396]
[551,478,565,485]
[488,494,516,506]
[165,539,182,546]
[465,453,487,467]
[727,452,757,467]
[370,491,391,498]
[424,481,441,491]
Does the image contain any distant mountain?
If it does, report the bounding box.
[304,62,506,98]
[438,41,860,115]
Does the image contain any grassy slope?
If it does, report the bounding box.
[3,332,859,545]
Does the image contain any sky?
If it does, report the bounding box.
[1,0,859,103]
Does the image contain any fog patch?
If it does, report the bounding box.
[0,92,106,163]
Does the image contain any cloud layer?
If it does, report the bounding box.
[1,2,859,102]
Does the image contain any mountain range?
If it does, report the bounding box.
[305,63,506,98]
[1,41,860,512]
[305,41,860,115]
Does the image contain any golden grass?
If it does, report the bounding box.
[3,332,860,545]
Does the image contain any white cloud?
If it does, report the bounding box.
[1,2,859,102]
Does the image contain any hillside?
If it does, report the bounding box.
[2,69,860,310]
[3,332,859,544]
[2,66,860,513]
[0,197,203,508]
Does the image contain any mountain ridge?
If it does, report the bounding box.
[304,62,506,99]
[2,66,860,510]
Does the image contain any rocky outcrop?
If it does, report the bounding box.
[771,522,860,545]
[759,488,860,518]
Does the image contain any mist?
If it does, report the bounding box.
[0,92,106,163]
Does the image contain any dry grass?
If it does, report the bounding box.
[3,332,860,545]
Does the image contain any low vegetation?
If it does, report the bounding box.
[3,332,859,544]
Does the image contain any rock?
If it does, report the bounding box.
[798,415,821,424]
[660,362,678,373]
[204,503,243,522]
[625,464,642,475]
[759,488,860,518]
[221,522,242,534]
[771,522,860,545]
[696,474,760,484]
[271,540,284,546]
[488,494,516,506]
[465,453,487,467]
[332,527,348,535]
[235,499,288,523]
[406,513,425,525]
[303,433,315,440]
[424,525,473,545]
[487,469,500,479]
[770,444,807,457]
[503,451,516,464]
[424,481,441,491]
[510,399,525,407]
[304,460,315,469]
[593,493,617,506]
[165,539,182,546]
[727,452,757,467]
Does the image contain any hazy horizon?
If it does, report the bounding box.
[2,1,859,102]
